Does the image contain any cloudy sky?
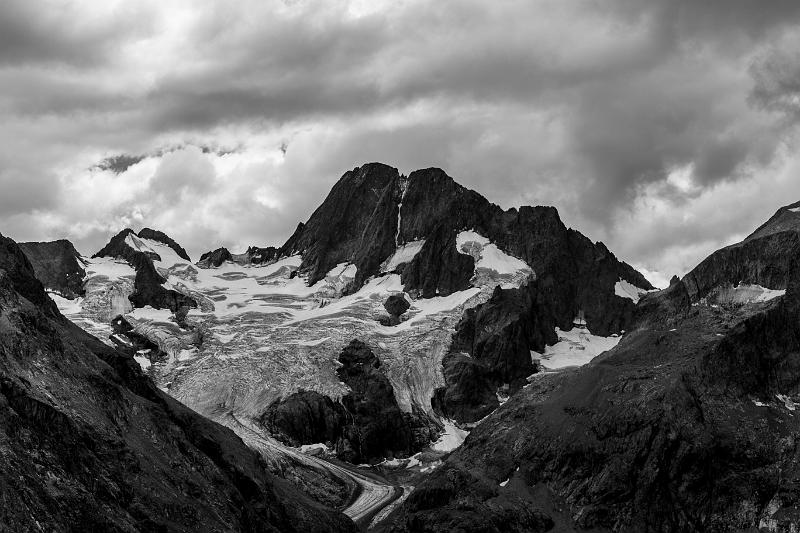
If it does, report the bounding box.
[3,0,800,287]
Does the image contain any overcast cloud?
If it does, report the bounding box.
[2,0,800,287]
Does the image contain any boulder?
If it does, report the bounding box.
[384,294,410,317]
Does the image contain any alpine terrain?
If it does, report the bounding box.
[12,162,798,532]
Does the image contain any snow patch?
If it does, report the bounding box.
[128,306,173,323]
[84,257,136,281]
[299,443,330,454]
[499,478,509,487]
[431,419,469,452]
[789,207,800,213]
[456,230,532,288]
[381,240,425,272]
[48,293,83,315]
[125,233,187,268]
[777,394,797,411]
[615,278,653,304]
[533,327,621,370]
[134,355,152,371]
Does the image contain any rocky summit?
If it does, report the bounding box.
[12,162,799,532]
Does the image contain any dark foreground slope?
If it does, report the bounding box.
[382,205,800,532]
[0,233,355,532]
[384,290,800,532]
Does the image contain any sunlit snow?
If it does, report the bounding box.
[431,419,469,452]
[456,230,532,288]
[614,278,653,303]
[381,240,425,272]
[533,327,621,370]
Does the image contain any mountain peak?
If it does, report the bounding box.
[137,227,191,262]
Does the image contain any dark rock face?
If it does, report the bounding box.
[278,163,401,287]
[198,246,233,267]
[92,227,139,261]
[633,279,692,330]
[197,246,278,268]
[400,225,475,298]
[683,202,800,301]
[18,239,86,299]
[435,282,558,422]
[262,340,415,464]
[384,294,410,317]
[277,163,651,335]
[0,232,356,533]
[127,251,197,312]
[262,390,345,447]
[336,340,413,463]
[138,227,191,261]
[245,245,279,265]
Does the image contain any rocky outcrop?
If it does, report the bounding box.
[262,340,415,464]
[198,246,233,267]
[683,202,800,301]
[435,281,558,422]
[0,232,356,533]
[384,294,410,317]
[197,245,279,268]
[18,239,86,298]
[400,225,475,298]
[92,228,139,261]
[245,245,279,265]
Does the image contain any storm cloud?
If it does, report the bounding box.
[2,0,800,286]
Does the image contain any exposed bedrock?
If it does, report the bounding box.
[197,245,279,268]
[262,340,432,464]
[127,251,197,312]
[278,162,401,288]
[400,224,475,298]
[197,246,232,267]
[434,281,559,423]
[683,203,800,302]
[18,239,86,299]
[383,293,410,317]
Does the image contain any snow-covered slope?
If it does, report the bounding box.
[54,233,534,465]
